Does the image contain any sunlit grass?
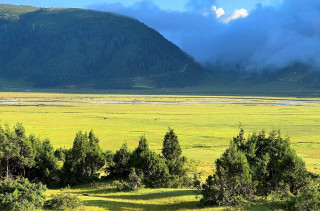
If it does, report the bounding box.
[1,92,319,210]
[45,182,221,211]
[0,93,320,174]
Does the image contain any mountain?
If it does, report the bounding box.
[0,4,203,89]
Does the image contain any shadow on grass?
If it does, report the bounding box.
[74,188,118,195]
[244,201,286,211]
[99,189,201,200]
[84,199,199,210]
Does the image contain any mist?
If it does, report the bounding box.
[88,0,320,71]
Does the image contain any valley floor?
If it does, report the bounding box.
[0,92,319,175]
[2,92,319,210]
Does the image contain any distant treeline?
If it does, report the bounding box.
[0,123,320,210]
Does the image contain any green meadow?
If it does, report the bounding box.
[1,92,320,210]
[45,184,205,211]
[45,183,272,210]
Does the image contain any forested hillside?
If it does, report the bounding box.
[0,4,203,89]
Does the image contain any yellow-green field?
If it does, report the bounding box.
[1,93,319,172]
[1,92,320,210]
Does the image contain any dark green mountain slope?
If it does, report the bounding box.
[0,4,203,89]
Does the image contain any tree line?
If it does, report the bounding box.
[1,123,320,210]
[0,123,191,187]
[0,123,195,210]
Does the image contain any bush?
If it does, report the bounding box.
[11,199,37,211]
[128,168,142,190]
[141,151,171,188]
[113,180,132,192]
[201,129,310,207]
[201,142,256,206]
[46,193,83,210]
[0,177,46,210]
[107,143,131,178]
[54,147,67,161]
[193,173,202,189]
[113,169,143,192]
[287,181,320,211]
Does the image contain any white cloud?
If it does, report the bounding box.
[211,6,225,18]
[222,8,249,23]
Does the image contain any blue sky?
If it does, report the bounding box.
[0,0,282,13]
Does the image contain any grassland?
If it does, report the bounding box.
[45,183,206,211]
[0,92,319,210]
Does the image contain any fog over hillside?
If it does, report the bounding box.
[89,0,320,72]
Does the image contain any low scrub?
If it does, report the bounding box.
[287,180,320,210]
[46,193,83,210]
[0,177,46,211]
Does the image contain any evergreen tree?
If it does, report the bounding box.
[0,123,59,184]
[0,125,20,178]
[201,129,311,207]
[142,151,170,188]
[0,124,31,179]
[162,128,182,162]
[130,135,151,175]
[244,130,308,195]
[108,143,131,178]
[61,131,105,185]
[161,128,188,186]
[201,141,256,206]
[86,130,105,177]
[128,136,171,188]
[29,137,59,184]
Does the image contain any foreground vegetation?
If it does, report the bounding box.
[0,123,197,210]
[201,129,320,209]
[1,121,320,210]
[1,93,320,210]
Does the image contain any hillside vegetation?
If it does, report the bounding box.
[0,4,203,89]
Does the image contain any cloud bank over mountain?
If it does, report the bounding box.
[88,0,320,71]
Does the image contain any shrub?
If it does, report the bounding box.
[128,168,142,190]
[287,181,320,211]
[201,141,256,206]
[113,180,131,192]
[108,143,131,178]
[113,169,143,192]
[11,199,37,211]
[193,173,202,189]
[141,151,171,188]
[201,129,310,207]
[0,177,46,210]
[46,193,83,210]
[54,147,67,161]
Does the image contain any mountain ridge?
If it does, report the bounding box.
[0,4,203,89]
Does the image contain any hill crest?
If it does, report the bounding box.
[0,4,203,89]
